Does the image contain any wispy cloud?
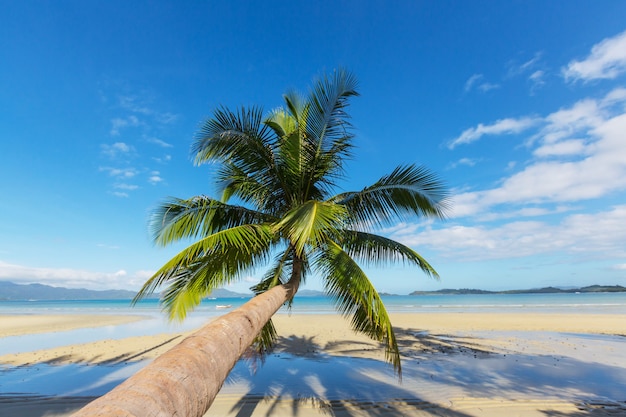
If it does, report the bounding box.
[156,112,178,124]
[152,154,172,164]
[110,115,142,136]
[99,86,178,197]
[99,166,138,178]
[118,94,153,115]
[448,117,540,149]
[507,52,543,77]
[148,171,164,185]
[146,137,173,148]
[464,73,500,93]
[464,74,482,92]
[113,183,139,191]
[101,142,134,158]
[447,157,480,169]
[563,29,626,81]
[528,70,546,94]
[449,87,626,216]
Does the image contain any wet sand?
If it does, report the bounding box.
[0,314,145,338]
[1,312,625,416]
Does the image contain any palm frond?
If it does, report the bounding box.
[275,200,347,256]
[251,249,293,293]
[133,224,274,319]
[251,318,278,354]
[192,105,275,169]
[316,241,401,375]
[332,164,450,229]
[306,68,359,149]
[265,107,297,139]
[150,196,274,246]
[340,230,439,278]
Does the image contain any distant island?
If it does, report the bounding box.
[0,281,246,301]
[409,285,626,295]
[1,281,624,301]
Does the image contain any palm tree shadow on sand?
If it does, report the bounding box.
[213,329,626,417]
[217,334,475,417]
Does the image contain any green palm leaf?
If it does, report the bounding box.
[134,224,274,319]
[317,241,402,374]
[150,196,274,246]
[340,230,439,278]
[192,105,274,169]
[333,164,450,228]
[275,200,347,256]
[306,68,358,151]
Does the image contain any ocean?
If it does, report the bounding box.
[2,292,626,315]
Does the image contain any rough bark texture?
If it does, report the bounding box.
[72,282,297,417]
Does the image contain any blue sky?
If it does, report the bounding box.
[1,1,626,294]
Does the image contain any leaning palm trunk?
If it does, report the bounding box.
[72,281,296,417]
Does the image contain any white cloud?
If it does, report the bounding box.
[148,171,164,185]
[464,73,500,93]
[111,191,129,198]
[447,157,480,169]
[533,139,588,157]
[99,167,138,178]
[146,137,173,148]
[507,52,543,77]
[101,142,133,158]
[476,205,572,222]
[564,29,626,81]
[464,74,482,92]
[529,70,546,94]
[118,95,152,115]
[519,53,542,72]
[110,116,141,136]
[113,183,139,190]
[388,205,626,262]
[157,112,178,124]
[448,117,540,149]
[0,261,149,291]
[449,88,626,217]
[477,82,499,92]
[153,154,172,164]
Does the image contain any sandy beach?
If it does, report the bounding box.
[1,312,625,416]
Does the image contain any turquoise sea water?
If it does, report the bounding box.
[2,292,626,315]
[1,293,625,357]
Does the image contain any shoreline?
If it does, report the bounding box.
[2,312,625,416]
[2,312,625,365]
[0,314,146,338]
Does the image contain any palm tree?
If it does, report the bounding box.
[72,69,448,417]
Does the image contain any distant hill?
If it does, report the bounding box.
[409,285,626,295]
[0,281,142,300]
[205,288,251,298]
[3,280,623,301]
[0,281,250,301]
